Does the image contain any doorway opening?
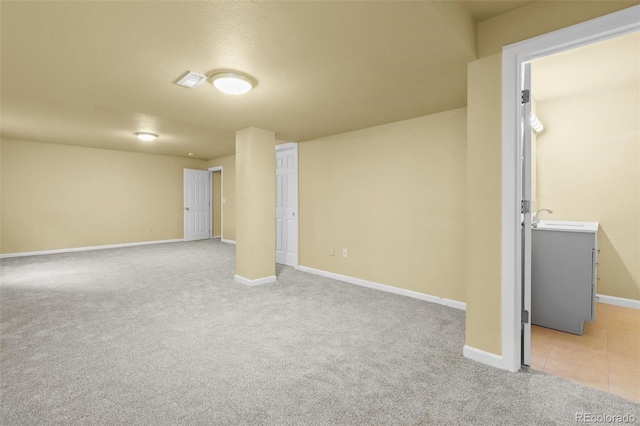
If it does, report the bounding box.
[501,4,639,400]
[525,31,639,402]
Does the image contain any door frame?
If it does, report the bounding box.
[500,5,640,372]
[275,142,299,267]
[521,62,532,368]
[208,166,224,241]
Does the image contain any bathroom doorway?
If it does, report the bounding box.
[501,7,639,402]
[525,31,639,402]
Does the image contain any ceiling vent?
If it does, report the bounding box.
[176,71,207,89]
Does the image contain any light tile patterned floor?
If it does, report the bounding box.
[531,302,640,403]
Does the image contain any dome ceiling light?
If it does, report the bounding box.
[210,71,256,95]
[135,132,158,142]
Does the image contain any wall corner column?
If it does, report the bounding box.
[234,127,276,285]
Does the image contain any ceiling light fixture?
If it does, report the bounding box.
[210,71,256,95]
[135,132,158,142]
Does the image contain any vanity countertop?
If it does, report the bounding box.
[533,220,599,233]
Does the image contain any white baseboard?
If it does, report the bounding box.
[295,265,466,311]
[597,294,640,310]
[0,239,183,259]
[221,239,236,245]
[234,274,276,286]
[463,345,504,369]
[212,235,221,239]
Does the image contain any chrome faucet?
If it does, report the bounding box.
[532,208,553,228]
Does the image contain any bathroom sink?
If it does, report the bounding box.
[533,220,599,233]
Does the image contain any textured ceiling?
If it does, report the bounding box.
[1,1,531,160]
[532,31,640,102]
[461,0,535,22]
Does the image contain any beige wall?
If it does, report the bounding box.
[536,81,640,301]
[465,55,503,355]
[212,171,222,237]
[299,108,467,303]
[1,138,207,254]
[207,155,236,241]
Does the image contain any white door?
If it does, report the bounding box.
[184,169,210,241]
[521,63,533,366]
[276,144,298,266]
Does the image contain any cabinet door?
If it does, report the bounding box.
[531,230,595,335]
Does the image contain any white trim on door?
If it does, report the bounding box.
[208,166,224,241]
[275,142,298,152]
[499,5,640,372]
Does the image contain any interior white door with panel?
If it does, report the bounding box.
[184,168,210,241]
[276,143,298,266]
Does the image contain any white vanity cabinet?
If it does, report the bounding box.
[531,221,598,335]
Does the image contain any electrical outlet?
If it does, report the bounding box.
[343,248,348,257]
[330,248,335,256]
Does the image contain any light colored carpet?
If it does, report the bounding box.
[1,240,638,425]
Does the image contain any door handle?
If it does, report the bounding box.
[185,207,189,211]
[292,212,295,217]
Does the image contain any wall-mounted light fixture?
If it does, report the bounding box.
[135,132,158,142]
[210,71,256,95]
[530,112,544,133]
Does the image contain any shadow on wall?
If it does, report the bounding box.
[598,227,639,300]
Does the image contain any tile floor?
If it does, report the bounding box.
[531,302,640,403]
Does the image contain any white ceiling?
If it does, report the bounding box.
[532,31,640,102]
[1,1,533,160]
